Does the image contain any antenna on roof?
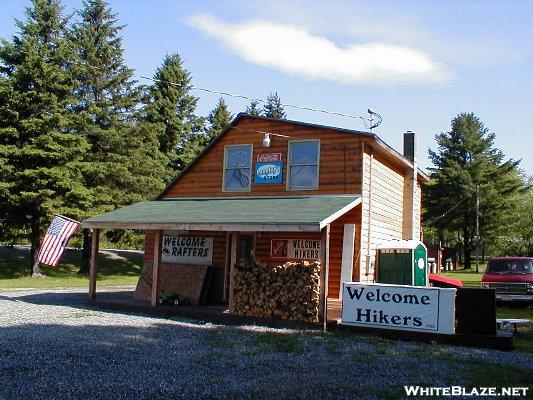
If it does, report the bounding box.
[365,108,383,132]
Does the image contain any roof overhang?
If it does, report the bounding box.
[82,195,361,232]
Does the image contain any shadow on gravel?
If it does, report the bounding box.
[0,290,131,307]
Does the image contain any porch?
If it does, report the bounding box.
[82,195,361,324]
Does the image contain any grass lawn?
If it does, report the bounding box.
[442,266,533,354]
[0,245,142,289]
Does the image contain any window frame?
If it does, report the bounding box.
[222,144,254,192]
[286,139,320,191]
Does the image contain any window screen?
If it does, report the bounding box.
[223,145,252,191]
[288,140,319,189]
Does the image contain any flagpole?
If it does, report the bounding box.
[53,213,82,225]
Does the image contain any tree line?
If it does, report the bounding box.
[423,113,531,267]
[0,0,287,275]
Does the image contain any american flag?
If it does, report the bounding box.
[37,216,80,267]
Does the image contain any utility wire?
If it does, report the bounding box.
[70,61,372,128]
[426,190,476,225]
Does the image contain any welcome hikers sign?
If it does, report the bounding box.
[341,283,456,334]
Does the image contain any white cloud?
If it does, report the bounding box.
[187,14,451,85]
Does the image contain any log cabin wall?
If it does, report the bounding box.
[253,206,360,299]
[144,230,228,303]
[161,117,364,198]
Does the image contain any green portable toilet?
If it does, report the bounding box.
[376,240,428,286]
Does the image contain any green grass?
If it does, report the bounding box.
[0,245,142,289]
[251,331,302,353]
[441,264,486,287]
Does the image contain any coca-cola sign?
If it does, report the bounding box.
[257,153,282,162]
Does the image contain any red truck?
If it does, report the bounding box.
[481,257,533,302]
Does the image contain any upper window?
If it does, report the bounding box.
[287,140,320,190]
[223,145,253,191]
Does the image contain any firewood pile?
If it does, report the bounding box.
[233,260,321,322]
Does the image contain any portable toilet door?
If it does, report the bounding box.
[376,248,412,285]
[376,240,428,287]
[414,243,428,286]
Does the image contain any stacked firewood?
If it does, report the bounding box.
[233,260,321,322]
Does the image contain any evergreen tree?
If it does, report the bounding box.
[0,0,91,276]
[70,0,169,273]
[141,53,204,171]
[263,92,286,119]
[245,100,261,116]
[206,97,233,141]
[176,97,233,166]
[424,113,523,269]
[488,175,532,257]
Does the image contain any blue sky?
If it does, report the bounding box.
[1,1,532,173]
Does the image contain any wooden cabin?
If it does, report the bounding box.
[83,114,428,321]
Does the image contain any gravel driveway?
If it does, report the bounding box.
[0,289,531,400]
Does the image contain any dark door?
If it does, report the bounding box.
[237,234,254,264]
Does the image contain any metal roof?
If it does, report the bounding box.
[82,195,361,232]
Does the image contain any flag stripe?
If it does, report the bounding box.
[38,216,80,267]
[46,221,76,265]
[48,223,78,266]
[42,221,75,265]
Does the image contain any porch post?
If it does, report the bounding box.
[340,224,356,300]
[228,233,238,313]
[320,224,331,331]
[88,228,100,300]
[223,232,231,302]
[151,230,162,307]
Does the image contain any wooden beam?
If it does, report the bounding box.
[319,225,331,331]
[88,228,100,300]
[228,233,238,313]
[150,230,162,307]
[223,232,231,302]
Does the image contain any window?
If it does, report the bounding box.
[223,145,253,191]
[287,140,320,190]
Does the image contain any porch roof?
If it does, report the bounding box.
[82,195,361,232]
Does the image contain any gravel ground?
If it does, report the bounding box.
[0,289,531,400]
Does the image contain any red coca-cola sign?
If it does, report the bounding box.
[257,153,282,162]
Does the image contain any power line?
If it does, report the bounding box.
[426,190,475,225]
[74,61,375,128]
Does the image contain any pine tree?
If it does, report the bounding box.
[246,100,261,116]
[263,92,286,119]
[424,113,523,269]
[70,0,169,273]
[0,0,91,276]
[177,98,233,165]
[141,53,204,171]
[206,97,233,141]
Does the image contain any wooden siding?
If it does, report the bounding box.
[360,149,406,282]
[163,118,364,198]
[328,207,360,298]
[254,207,359,299]
[254,231,322,266]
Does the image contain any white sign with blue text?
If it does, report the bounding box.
[255,162,283,184]
[341,283,456,334]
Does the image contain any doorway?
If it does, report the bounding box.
[237,234,254,264]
